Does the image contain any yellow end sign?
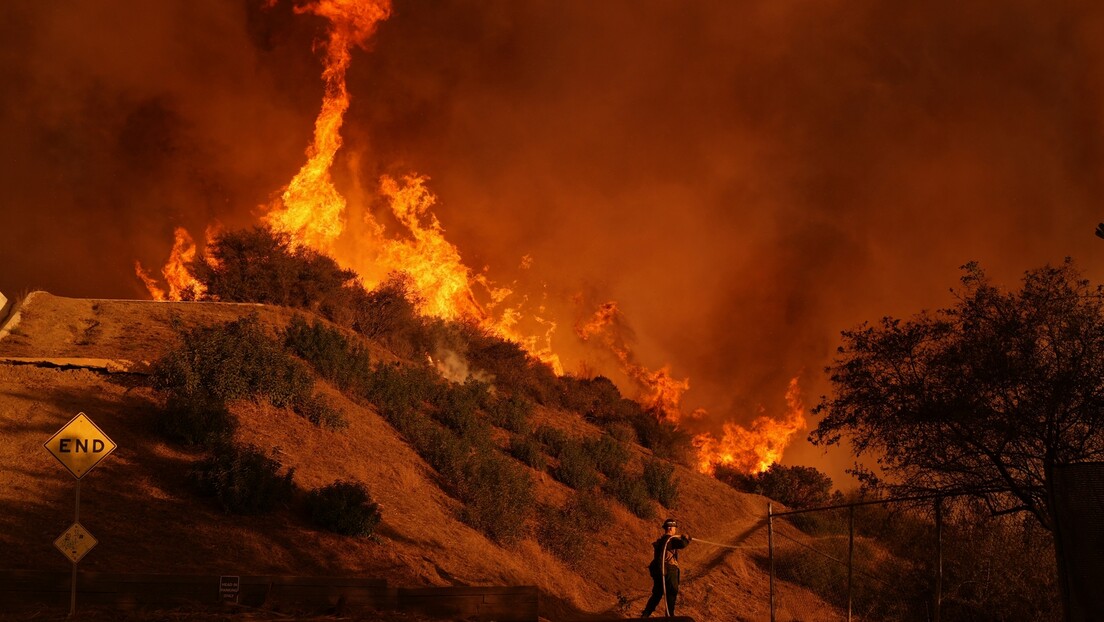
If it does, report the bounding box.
[44,412,116,479]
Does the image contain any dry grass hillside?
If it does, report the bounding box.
[0,292,844,621]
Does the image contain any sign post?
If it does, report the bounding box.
[44,412,116,617]
[220,575,241,603]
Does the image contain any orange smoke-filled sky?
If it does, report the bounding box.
[3,0,1104,481]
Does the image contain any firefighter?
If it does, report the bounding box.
[641,517,692,617]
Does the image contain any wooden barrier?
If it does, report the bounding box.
[0,571,538,621]
[580,618,694,622]
[399,585,539,622]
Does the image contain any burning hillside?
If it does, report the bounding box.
[134,0,808,477]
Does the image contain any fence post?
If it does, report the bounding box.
[70,480,80,618]
[934,497,943,622]
[848,504,855,622]
[768,502,775,622]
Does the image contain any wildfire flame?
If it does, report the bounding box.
[134,1,809,476]
[134,227,206,301]
[141,1,561,372]
[577,301,690,422]
[376,175,488,321]
[263,0,392,252]
[373,174,562,372]
[692,377,808,475]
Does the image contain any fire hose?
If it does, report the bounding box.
[690,536,764,550]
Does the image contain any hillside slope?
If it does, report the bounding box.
[0,292,843,621]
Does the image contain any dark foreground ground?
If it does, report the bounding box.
[0,605,449,622]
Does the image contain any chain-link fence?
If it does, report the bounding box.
[761,492,1061,622]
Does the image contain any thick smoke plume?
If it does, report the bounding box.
[3,0,1104,479]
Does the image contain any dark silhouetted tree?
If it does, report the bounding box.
[717,463,834,509]
[812,259,1104,531]
[192,226,360,321]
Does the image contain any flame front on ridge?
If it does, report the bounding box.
[137,0,805,477]
[692,377,808,475]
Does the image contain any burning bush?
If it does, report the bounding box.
[192,443,295,515]
[306,480,381,537]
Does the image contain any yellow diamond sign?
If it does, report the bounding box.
[44,412,116,479]
[54,522,97,564]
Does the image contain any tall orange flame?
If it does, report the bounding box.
[692,377,808,475]
[577,301,690,422]
[155,0,560,372]
[377,175,487,321]
[134,227,206,301]
[374,174,563,373]
[263,0,392,251]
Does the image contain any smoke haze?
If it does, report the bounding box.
[3,0,1104,480]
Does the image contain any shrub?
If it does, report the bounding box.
[306,480,381,537]
[461,325,558,404]
[584,435,631,477]
[192,444,295,514]
[558,375,623,420]
[632,412,692,463]
[642,458,680,507]
[604,471,655,519]
[537,491,614,564]
[364,362,445,417]
[508,435,547,471]
[487,394,533,434]
[552,441,600,490]
[413,422,471,479]
[458,453,534,542]
[716,463,833,510]
[534,425,568,454]
[570,488,615,531]
[284,315,371,391]
[353,274,431,357]
[606,421,637,445]
[296,393,348,431]
[153,314,313,409]
[434,379,489,442]
[155,393,236,446]
[191,227,361,320]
